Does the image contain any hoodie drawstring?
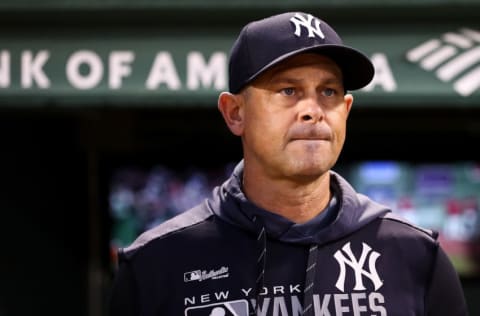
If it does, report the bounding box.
[252,216,267,315]
[302,244,319,316]
[252,215,319,316]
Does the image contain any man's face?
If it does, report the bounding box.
[240,53,353,182]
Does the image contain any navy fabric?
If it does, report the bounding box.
[110,161,468,316]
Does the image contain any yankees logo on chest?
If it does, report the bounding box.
[333,242,384,292]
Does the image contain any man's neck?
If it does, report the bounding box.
[242,168,332,224]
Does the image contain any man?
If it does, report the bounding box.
[109,12,468,316]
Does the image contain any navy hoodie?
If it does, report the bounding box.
[109,161,468,316]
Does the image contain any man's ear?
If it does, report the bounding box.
[344,93,353,117]
[217,92,245,136]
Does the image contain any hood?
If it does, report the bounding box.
[207,160,391,245]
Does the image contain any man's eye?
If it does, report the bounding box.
[281,87,296,96]
[323,88,336,97]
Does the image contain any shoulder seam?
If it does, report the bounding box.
[381,214,438,240]
[120,202,213,259]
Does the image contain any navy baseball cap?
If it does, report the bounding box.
[228,12,374,93]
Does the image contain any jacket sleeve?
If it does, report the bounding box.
[108,260,139,316]
[425,245,468,316]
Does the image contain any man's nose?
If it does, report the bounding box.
[299,97,324,123]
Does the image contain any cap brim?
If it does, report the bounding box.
[244,44,374,91]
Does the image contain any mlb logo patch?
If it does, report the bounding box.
[184,270,202,282]
[185,300,249,316]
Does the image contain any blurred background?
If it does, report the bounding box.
[0,0,479,315]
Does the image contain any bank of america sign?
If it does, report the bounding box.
[406,28,480,97]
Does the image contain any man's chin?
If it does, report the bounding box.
[285,161,332,182]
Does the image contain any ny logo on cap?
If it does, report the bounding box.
[290,13,325,39]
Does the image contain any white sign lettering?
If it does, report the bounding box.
[66,50,103,89]
[21,50,50,88]
[109,51,135,89]
[187,51,226,90]
[0,49,405,96]
[146,52,181,90]
[362,53,397,92]
[0,51,10,88]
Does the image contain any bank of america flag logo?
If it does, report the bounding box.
[406,28,480,97]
